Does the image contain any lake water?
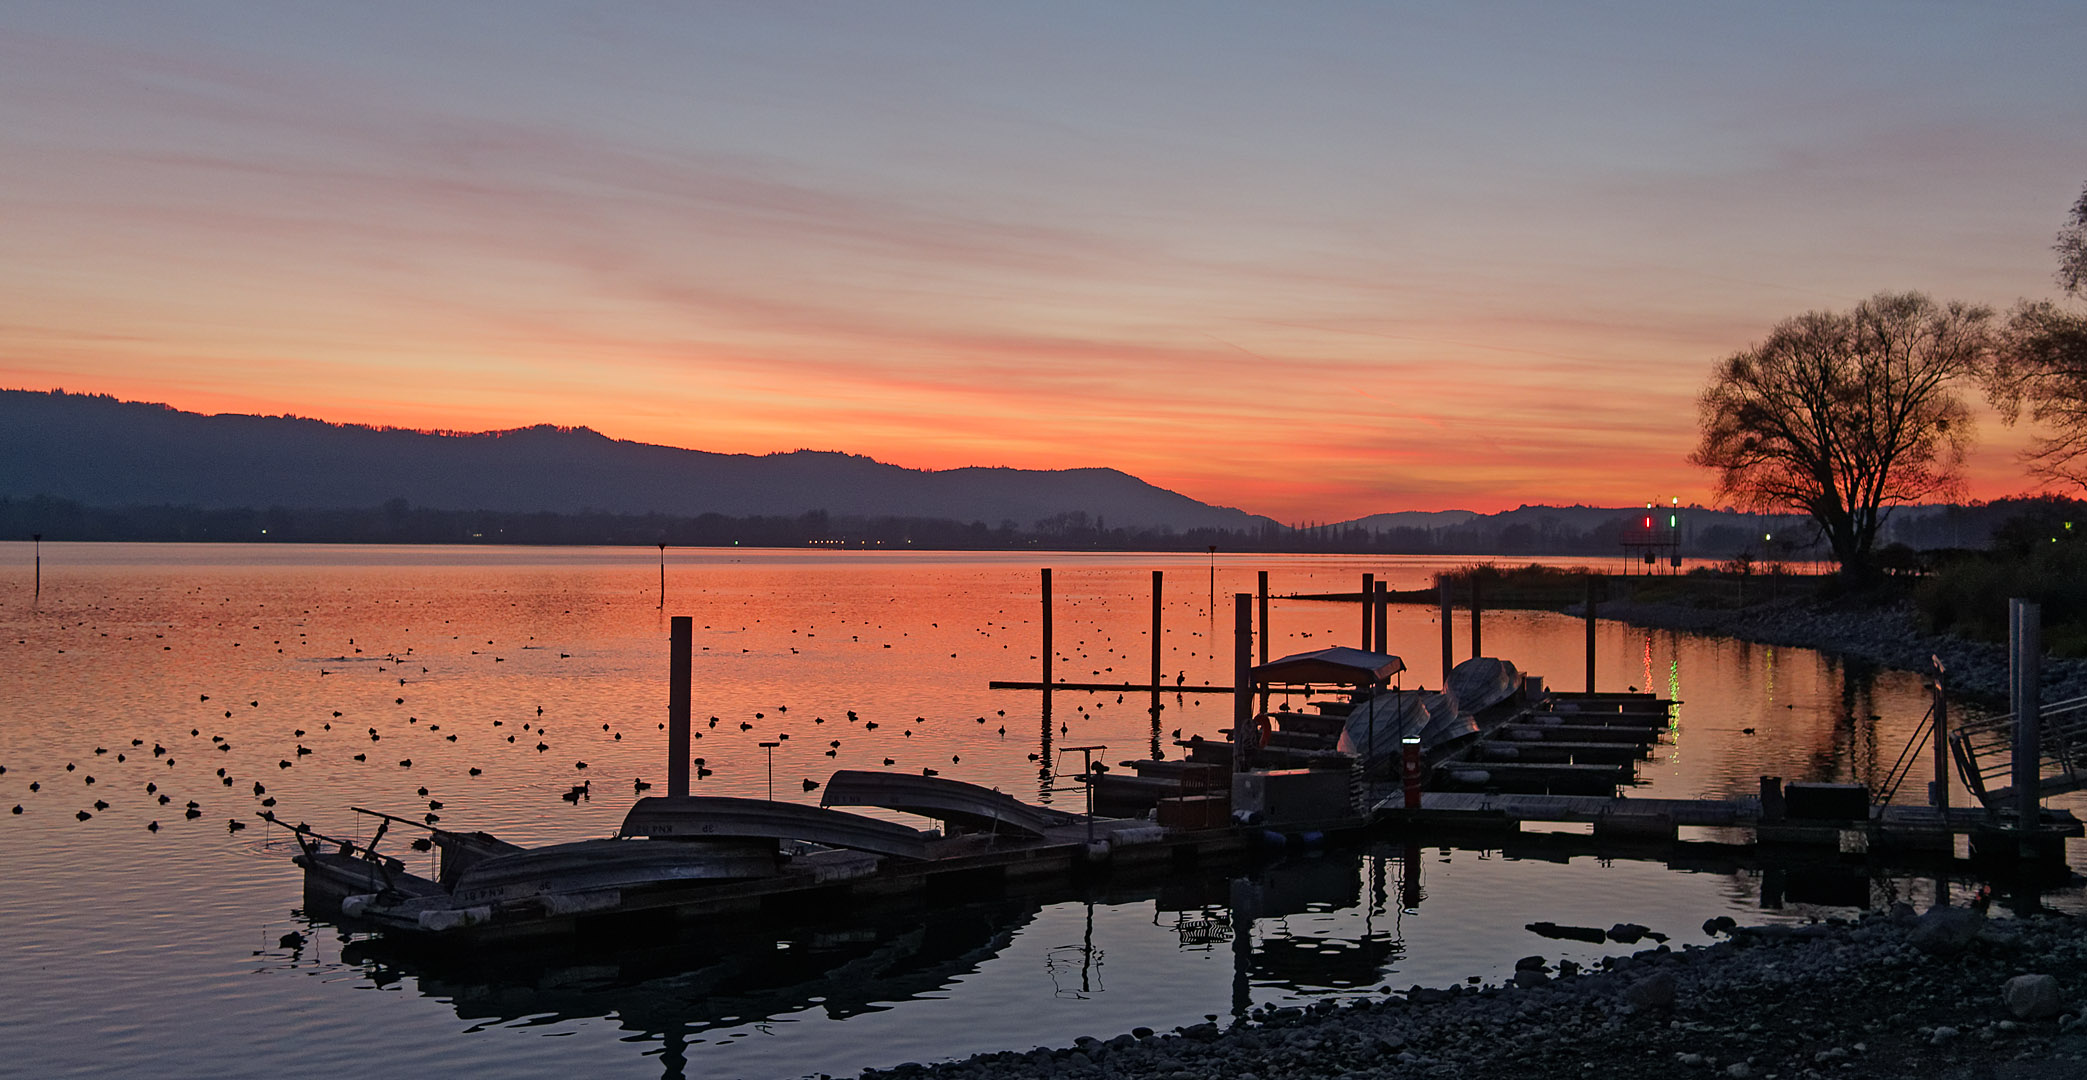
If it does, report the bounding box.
[3,544,2079,1079]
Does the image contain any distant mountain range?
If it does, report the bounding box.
[3,389,2046,553]
[0,390,1277,533]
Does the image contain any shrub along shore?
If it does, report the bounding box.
[848,904,2087,1080]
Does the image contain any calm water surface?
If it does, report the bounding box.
[2,544,2078,1079]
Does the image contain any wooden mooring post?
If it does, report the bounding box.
[1042,568,1053,688]
[1233,592,1253,770]
[1151,570,1163,713]
[2012,599,2042,845]
[1930,669,1949,816]
[1258,570,1270,711]
[1584,577,1598,694]
[668,615,691,797]
[1373,580,1389,655]
[1438,581,1453,687]
[1470,575,1483,659]
[1360,573,1374,651]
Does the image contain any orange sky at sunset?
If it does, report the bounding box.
[3,4,2081,521]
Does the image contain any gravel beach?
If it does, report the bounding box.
[1585,596,2087,706]
[850,905,2087,1080]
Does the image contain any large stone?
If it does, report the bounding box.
[1608,923,1650,944]
[1909,906,1984,955]
[1624,970,1678,1010]
[2003,974,2065,1020]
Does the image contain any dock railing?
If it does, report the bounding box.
[1873,694,1941,807]
[1946,693,2087,809]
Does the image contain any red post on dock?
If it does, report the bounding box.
[1359,573,1373,651]
[1042,568,1053,688]
[1233,592,1253,770]
[1437,581,1452,687]
[668,615,691,798]
[1373,580,1388,655]
[1402,737,1423,809]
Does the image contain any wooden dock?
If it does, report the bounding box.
[1373,790,2085,849]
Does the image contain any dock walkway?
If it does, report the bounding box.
[1374,790,2084,848]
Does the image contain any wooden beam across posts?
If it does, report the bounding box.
[1585,576,1598,695]
[1438,580,1453,687]
[668,615,692,798]
[1360,573,1374,651]
[1234,592,1253,770]
[1042,568,1053,690]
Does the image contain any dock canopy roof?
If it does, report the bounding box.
[1251,647,1404,687]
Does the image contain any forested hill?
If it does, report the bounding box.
[0,390,1275,533]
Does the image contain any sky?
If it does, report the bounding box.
[2,2,2082,521]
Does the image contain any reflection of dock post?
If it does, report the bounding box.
[2011,599,2042,853]
[1437,581,1452,686]
[1399,841,1422,911]
[668,616,691,798]
[1233,593,1253,770]
[1585,577,1598,693]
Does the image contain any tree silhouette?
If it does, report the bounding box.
[1988,182,2087,495]
[1691,292,1993,581]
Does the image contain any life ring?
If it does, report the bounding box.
[1253,713,1273,750]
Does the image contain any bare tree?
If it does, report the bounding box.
[1987,183,2087,494]
[2057,181,2087,299]
[1691,292,1993,580]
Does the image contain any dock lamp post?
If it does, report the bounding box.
[1401,736,1423,810]
[759,740,780,801]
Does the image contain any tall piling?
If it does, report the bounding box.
[1373,581,1388,655]
[1258,570,1270,712]
[1584,577,1598,694]
[668,615,691,798]
[1257,571,1269,667]
[1470,575,1483,659]
[1042,568,1053,688]
[1150,570,1164,708]
[1360,573,1374,650]
[1931,672,1949,815]
[2011,599,2042,840]
[1437,581,1452,687]
[1233,592,1253,769]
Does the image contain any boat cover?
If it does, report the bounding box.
[1252,647,1405,687]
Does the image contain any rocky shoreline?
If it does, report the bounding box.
[1583,596,2087,707]
[848,905,2087,1080]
